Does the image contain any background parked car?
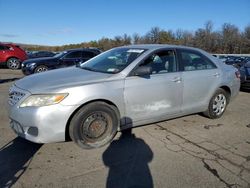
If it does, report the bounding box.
[225,56,246,68]
[21,48,102,75]
[0,43,28,69]
[239,60,250,89]
[28,51,55,59]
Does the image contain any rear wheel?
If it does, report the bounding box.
[203,88,230,119]
[7,58,20,70]
[69,102,119,149]
[34,65,48,73]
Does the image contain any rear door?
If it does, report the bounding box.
[177,49,220,112]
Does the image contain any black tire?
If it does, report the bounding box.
[34,65,48,73]
[69,102,119,149]
[7,58,20,70]
[203,88,230,119]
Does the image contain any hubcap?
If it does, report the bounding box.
[82,112,109,139]
[9,59,19,69]
[36,67,47,72]
[212,94,226,116]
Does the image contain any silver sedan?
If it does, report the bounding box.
[8,45,240,149]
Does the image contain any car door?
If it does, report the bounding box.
[124,49,183,125]
[60,51,82,67]
[0,45,9,62]
[177,49,220,113]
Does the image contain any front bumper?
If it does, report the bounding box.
[8,85,78,143]
[21,63,35,75]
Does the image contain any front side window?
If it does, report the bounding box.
[139,50,177,74]
[80,48,146,74]
[179,50,216,71]
[64,51,82,59]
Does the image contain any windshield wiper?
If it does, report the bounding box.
[81,66,98,72]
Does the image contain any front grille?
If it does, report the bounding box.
[8,90,25,106]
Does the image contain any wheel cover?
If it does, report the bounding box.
[81,111,112,143]
[212,94,227,116]
[36,67,48,72]
[8,59,19,69]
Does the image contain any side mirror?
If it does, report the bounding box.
[133,66,152,76]
[75,61,83,67]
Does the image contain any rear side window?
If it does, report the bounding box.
[64,51,82,58]
[82,51,95,59]
[179,50,216,71]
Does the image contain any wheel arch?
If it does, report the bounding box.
[6,56,20,62]
[219,85,231,99]
[65,99,120,141]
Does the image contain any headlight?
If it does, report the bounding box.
[20,93,68,107]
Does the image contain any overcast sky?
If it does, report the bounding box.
[0,0,249,46]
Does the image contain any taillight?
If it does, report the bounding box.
[235,71,240,79]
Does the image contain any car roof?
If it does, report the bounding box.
[0,43,13,46]
[122,44,201,51]
[66,48,101,53]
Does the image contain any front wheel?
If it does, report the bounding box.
[69,102,119,149]
[7,58,20,70]
[203,88,230,119]
[34,65,48,73]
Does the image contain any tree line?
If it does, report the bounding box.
[24,21,250,54]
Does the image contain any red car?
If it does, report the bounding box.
[0,43,28,69]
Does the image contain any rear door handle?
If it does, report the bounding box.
[213,73,220,77]
[171,77,181,83]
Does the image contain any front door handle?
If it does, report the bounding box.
[171,77,181,83]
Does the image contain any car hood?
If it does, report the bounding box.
[23,57,57,64]
[15,67,114,93]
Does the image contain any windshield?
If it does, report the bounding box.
[54,51,67,58]
[80,48,146,74]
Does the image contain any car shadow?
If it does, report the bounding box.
[0,137,42,187]
[0,78,20,84]
[240,88,250,93]
[0,66,8,69]
[103,128,154,188]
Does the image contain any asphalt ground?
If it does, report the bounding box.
[0,69,250,188]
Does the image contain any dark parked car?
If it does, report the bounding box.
[0,43,28,69]
[21,48,101,75]
[28,51,55,59]
[225,56,246,68]
[239,60,250,89]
